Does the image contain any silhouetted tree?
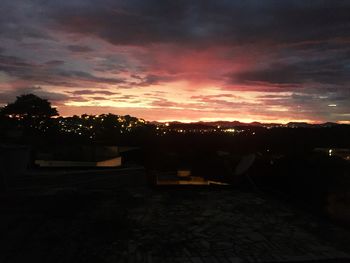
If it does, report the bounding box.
[0,94,59,134]
[1,94,58,118]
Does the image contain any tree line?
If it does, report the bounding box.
[0,94,154,144]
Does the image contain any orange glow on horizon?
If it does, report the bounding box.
[156,117,321,124]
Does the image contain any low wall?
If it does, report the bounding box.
[35,156,122,168]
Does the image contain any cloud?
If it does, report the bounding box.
[68,89,120,96]
[0,54,126,86]
[47,1,350,47]
[131,74,176,87]
[225,39,350,93]
[0,86,68,104]
[56,70,125,84]
[45,60,65,66]
[191,94,243,100]
[0,54,32,71]
[151,98,184,108]
[0,0,350,122]
[67,45,94,53]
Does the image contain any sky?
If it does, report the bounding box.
[0,0,350,123]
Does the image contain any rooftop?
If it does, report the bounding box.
[1,169,350,262]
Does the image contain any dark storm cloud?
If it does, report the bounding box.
[0,54,32,70]
[2,1,350,80]
[67,45,94,53]
[46,0,350,95]
[45,60,65,66]
[232,51,350,86]
[56,70,124,85]
[47,0,350,46]
[260,91,350,121]
[0,0,53,41]
[0,86,68,104]
[0,54,125,86]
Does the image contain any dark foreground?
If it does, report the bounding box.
[1,169,350,263]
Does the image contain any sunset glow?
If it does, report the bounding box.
[1,1,350,123]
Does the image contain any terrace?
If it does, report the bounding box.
[1,168,350,263]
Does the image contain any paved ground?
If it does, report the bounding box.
[125,188,350,263]
[1,170,350,262]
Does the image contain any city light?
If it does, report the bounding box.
[329,149,333,156]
